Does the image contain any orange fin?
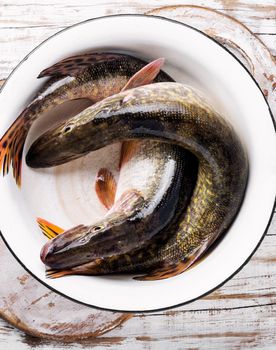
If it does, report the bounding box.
[37,217,65,240]
[0,115,29,187]
[38,52,123,78]
[95,168,117,210]
[134,261,192,281]
[119,141,140,169]
[46,268,73,279]
[121,57,165,91]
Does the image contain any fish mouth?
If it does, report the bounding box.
[40,224,93,269]
[26,134,71,168]
[40,240,53,263]
[26,134,58,168]
[40,221,129,270]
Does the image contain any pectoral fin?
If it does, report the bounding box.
[119,141,141,169]
[46,259,103,279]
[95,168,117,210]
[46,268,73,279]
[37,217,65,239]
[134,261,192,281]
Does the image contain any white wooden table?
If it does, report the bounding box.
[0,1,275,349]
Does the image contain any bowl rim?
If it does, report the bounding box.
[0,13,275,314]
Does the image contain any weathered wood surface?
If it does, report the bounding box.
[0,0,275,79]
[147,5,276,111]
[0,0,275,349]
[0,239,131,342]
[1,233,276,349]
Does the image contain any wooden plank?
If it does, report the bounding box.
[0,1,275,80]
[0,31,274,81]
[0,27,59,79]
[110,306,276,350]
[0,235,131,341]
[0,0,275,33]
[0,6,273,106]
[268,213,276,235]
[257,34,276,56]
[0,305,275,349]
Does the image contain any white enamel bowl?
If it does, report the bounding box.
[0,15,275,312]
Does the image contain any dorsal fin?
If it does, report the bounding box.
[38,52,124,78]
[121,57,165,91]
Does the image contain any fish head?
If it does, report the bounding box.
[40,190,144,270]
[40,214,127,270]
[25,92,131,168]
[25,83,169,168]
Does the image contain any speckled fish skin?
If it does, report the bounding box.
[0,52,173,186]
[44,152,198,279]
[28,82,248,278]
[35,58,195,271]
[40,142,194,270]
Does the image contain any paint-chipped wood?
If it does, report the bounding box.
[0,0,275,33]
[0,0,275,79]
[0,239,131,341]
[146,5,276,115]
[0,0,275,348]
[0,236,275,349]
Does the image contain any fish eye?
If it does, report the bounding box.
[63,125,73,133]
[93,225,103,231]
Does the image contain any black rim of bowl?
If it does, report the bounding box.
[0,14,275,314]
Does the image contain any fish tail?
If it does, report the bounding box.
[1,82,74,186]
[37,217,65,239]
[0,114,29,187]
[95,168,117,210]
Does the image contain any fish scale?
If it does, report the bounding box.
[28,82,248,280]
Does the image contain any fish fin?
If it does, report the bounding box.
[109,189,144,216]
[37,217,65,239]
[137,240,218,281]
[95,168,117,210]
[46,259,104,278]
[38,52,124,78]
[119,59,164,170]
[46,268,73,279]
[119,141,140,169]
[122,58,165,91]
[134,261,192,281]
[0,115,29,187]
